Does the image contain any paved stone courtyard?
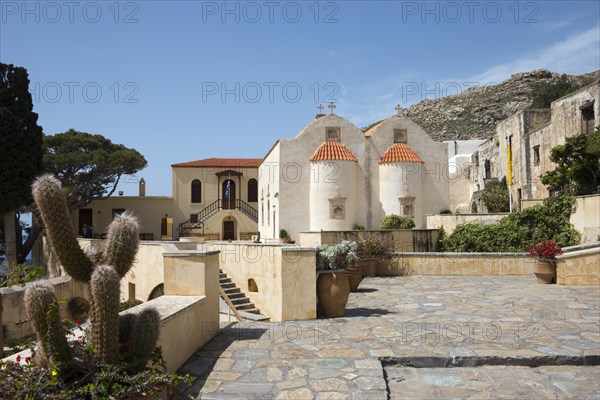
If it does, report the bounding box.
[178,275,600,399]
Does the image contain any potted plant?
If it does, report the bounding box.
[316,242,356,317]
[527,239,563,284]
[356,236,393,277]
[279,229,294,244]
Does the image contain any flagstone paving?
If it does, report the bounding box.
[178,275,600,399]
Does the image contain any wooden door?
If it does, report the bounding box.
[223,221,235,240]
[222,179,236,209]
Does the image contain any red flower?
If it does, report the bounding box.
[25,357,31,363]
[75,319,81,325]
[16,355,21,363]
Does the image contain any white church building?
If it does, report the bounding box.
[258,107,481,241]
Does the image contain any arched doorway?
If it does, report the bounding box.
[222,179,236,209]
[471,202,478,213]
[148,283,164,300]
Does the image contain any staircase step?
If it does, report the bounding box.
[236,303,256,310]
[231,297,251,306]
[223,287,241,295]
[226,292,245,300]
[219,278,232,284]
[242,308,261,315]
[220,282,236,289]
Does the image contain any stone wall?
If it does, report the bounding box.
[211,243,317,322]
[426,214,508,235]
[556,243,600,285]
[299,229,439,252]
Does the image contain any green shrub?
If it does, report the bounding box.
[67,297,90,320]
[440,210,453,215]
[119,300,143,312]
[352,224,366,231]
[380,215,415,230]
[279,229,288,239]
[441,195,580,252]
[481,177,510,212]
[356,237,393,258]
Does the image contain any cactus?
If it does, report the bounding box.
[90,265,120,363]
[24,282,72,373]
[25,174,161,375]
[126,307,161,372]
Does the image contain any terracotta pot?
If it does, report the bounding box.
[316,270,350,317]
[533,259,556,284]
[345,264,363,292]
[361,258,378,277]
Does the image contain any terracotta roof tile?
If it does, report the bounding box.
[379,144,424,164]
[309,141,358,162]
[172,158,263,168]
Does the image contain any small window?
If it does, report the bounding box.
[326,127,341,142]
[394,129,407,144]
[484,160,491,179]
[533,145,540,166]
[247,179,258,202]
[581,101,595,134]
[191,179,202,203]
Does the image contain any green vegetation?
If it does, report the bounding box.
[481,177,510,212]
[0,63,44,268]
[352,224,366,231]
[439,210,453,215]
[541,128,600,195]
[530,74,591,109]
[316,241,358,271]
[440,195,580,252]
[279,229,288,240]
[380,215,415,230]
[356,237,393,259]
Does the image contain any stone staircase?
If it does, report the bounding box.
[219,270,268,320]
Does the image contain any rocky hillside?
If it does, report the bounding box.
[367,69,599,141]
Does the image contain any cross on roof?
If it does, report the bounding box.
[318,104,324,114]
[395,104,403,116]
[328,102,336,114]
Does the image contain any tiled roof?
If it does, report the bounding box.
[309,141,358,162]
[379,144,424,164]
[171,158,263,168]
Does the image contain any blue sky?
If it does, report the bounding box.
[1,0,599,196]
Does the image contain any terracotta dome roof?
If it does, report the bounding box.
[310,141,358,162]
[379,144,424,164]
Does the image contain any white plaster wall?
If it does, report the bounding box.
[367,115,450,225]
[379,162,425,227]
[309,160,358,231]
[258,142,281,239]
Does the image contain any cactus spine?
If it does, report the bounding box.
[26,174,161,374]
[24,282,72,372]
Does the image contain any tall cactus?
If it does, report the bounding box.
[26,174,161,374]
[24,282,72,373]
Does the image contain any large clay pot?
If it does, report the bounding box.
[345,264,363,292]
[533,259,556,284]
[317,270,350,317]
[361,258,378,277]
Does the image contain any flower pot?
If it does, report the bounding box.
[533,259,556,284]
[361,258,378,277]
[345,264,363,292]
[316,270,350,317]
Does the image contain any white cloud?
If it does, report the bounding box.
[341,25,600,127]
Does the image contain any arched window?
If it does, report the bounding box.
[191,179,202,203]
[247,179,258,202]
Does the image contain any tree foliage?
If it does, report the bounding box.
[0,63,44,214]
[440,195,580,252]
[530,74,590,109]
[380,214,415,230]
[541,128,600,195]
[44,129,147,209]
[481,177,510,212]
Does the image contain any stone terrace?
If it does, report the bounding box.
[178,275,600,399]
